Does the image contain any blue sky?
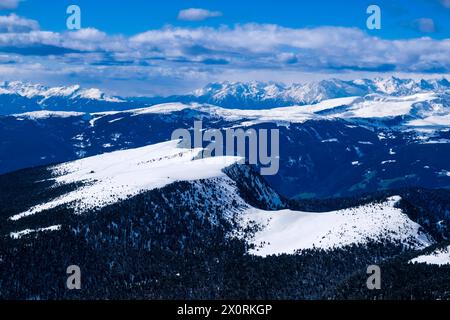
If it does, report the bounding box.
[13,0,450,39]
[0,0,449,95]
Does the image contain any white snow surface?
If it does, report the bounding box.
[117,92,444,126]
[340,93,437,118]
[241,196,433,257]
[10,225,62,239]
[12,110,85,119]
[407,114,450,127]
[20,88,445,130]
[128,97,357,124]
[5,140,437,256]
[410,245,450,266]
[9,140,242,221]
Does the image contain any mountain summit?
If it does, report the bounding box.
[0,81,126,114]
[1,77,448,114]
[190,77,450,108]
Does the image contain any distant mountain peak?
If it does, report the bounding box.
[1,77,449,115]
[0,81,124,103]
[190,77,449,109]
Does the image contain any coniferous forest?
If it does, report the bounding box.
[1,164,450,300]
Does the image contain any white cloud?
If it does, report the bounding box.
[0,21,449,95]
[3,21,448,74]
[67,28,107,41]
[177,8,222,21]
[0,14,39,33]
[130,24,450,72]
[0,0,20,10]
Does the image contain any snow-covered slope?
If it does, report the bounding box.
[10,225,62,240]
[92,97,355,126]
[410,245,450,266]
[3,139,439,258]
[241,196,433,257]
[12,110,85,120]
[12,90,447,128]
[119,90,448,127]
[407,115,450,127]
[331,93,438,118]
[9,140,241,221]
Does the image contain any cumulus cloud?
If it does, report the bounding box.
[0,14,39,33]
[67,28,107,41]
[413,18,436,33]
[0,21,448,95]
[129,24,450,73]
[177,8,222,21]
[0,0,20,10]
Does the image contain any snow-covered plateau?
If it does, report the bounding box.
[242,196,433,257]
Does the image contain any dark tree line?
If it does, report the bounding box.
[1,164,450,299]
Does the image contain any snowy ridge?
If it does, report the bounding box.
[242,196,433,257]
[100,97,357,125]
[410,245,450,266]
[9,140,242,221]
[1,77,449,117]
[14,90,447,127]
[407,114,450,127]
[10,225,62,239]
[12,110,85,120]
[111,91,448,127]
[0,81,124,103]
[334,92,438,118]
[2,77,448,111]
[193,77,449,106]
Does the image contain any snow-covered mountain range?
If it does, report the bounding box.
[1,87,450,198]
[0,81,127,114]
[2,77,450,299]
[1,77,449,115]
[0,81,124,102]
[191,77,450,108]
[104,92,449,128]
